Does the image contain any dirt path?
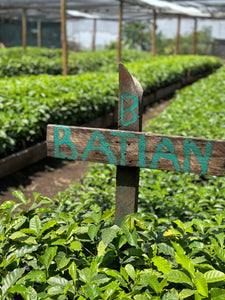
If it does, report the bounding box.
[0,100,170,204]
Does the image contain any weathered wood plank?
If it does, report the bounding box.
[47,125,225,176]
[116,63,143,223]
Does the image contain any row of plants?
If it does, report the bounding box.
[0,47,150,77]
[0,55,221,158]
[1,166,225,299]
[1,60,225,299]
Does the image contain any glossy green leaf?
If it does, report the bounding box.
[152,256,172,274]
[37,246,57,271]
[12,191,26,205]
[125,264,136,281]
[179,289,195,299]
[165,270,193,287]
[203,270,225,283]
[2,267,25,297]
[194,275,208,297]
[30,215,42,236]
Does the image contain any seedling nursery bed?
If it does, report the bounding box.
[0,70,214,180]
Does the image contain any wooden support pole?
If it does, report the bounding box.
[117,0,124,63]
[151,9,157,58]
[115,63,143,225]
[175,15,181,55]
[61,0,68,76]
[37,21,41,48]
[92,19,97,52]
[192,18,198,55]
[22,9,27,52]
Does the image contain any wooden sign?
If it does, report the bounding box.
[46,63,225,224]
[47,125,225,177]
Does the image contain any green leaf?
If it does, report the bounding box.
[120,266,129,283]
[164,228,182,237]
[215,233,225,247]
[215,214,224,225]
[12,190,27,205]
[7,216,27,232]
[48,276,70,287]
[30,215,42,236]
[159,278,168,294]
[194,275,208,297]
[7,285,29,298]
[162,289,179,300]
[70,240,82,251]
[69,262,77,284]
[88,224,100,241]
[23,270,46,283]
[9,231,27,240]
[152,256,172,274]
[37,246,57,271]
[2,267,25,298]
[103,281,120,300]
[97,240,106,257]
[125,264,136,281]
[165,270,193,287]
[214,246,225,263]
[102,225,119,247]
[11,244,39,258]
[41,219,57,234]
[55,251,70,270]
[85,282,102,300]
[179,289,195,299]
[97,225,119,256]
[175,253,195,277]
[140,271,159,294]
[211,288,225,300]
[79,267,92,283]
[0,200,16,211]
[203,270,225,283]
[120,223,137,247]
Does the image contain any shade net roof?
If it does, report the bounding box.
[0,0,225,21]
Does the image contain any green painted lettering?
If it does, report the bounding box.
[183,139,212,175]
[139,134,146,168]
[54,126,78,160]
[120,92,138,127]
[150,137,181,171]
[82,130,117,164]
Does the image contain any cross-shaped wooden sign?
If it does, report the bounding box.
[47,63,225,224]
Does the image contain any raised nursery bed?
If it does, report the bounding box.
[0,68,215,179]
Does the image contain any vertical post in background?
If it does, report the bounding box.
[192,18,198,55]
[115,63,143,225]
[92,19,97,52]
[117,0,124,63]
[175,15,181,55]
[61,0,68,75]
[151,9,157,57]
[22,9,27,52]
[37,21,41,48]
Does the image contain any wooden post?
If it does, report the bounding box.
[92,19,97,52]
[115,63,143,224]
[175,15,181,55]
[37,21,41,48]
[192,18,198,55]
[61,0,68,76]
[117,0,124,63]
[22,9,27,52]
[151,9,157,58]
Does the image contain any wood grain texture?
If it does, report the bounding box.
[47,125,225,177]
[116,63,143,224]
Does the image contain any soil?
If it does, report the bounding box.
[0,100,170,204]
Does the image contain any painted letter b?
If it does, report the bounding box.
[120,92,138,127]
